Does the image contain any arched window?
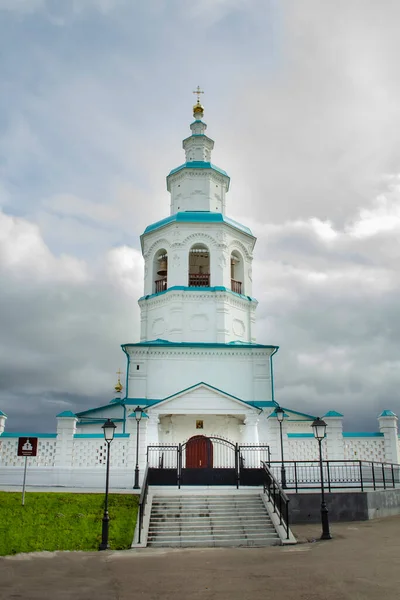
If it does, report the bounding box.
[230,251,244,294]
[188,244,210,287]
[153,249,168,294]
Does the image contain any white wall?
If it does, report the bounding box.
[126,346,273,402]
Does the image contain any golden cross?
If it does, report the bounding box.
[116,368,122,379]
[193,86,204,103]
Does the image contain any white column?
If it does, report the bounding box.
[146,413,160,446]
[242,413,259,445]
[378,411,400,464]
[54,412,78,468]
[323,411,345,460]
[0,411,7,435]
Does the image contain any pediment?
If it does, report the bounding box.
[150,383,255,415]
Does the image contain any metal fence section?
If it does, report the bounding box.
[239,445,270,469]
[147,445,178,469]
[269,460,400,491]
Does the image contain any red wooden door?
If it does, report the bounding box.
[186,436,213,468]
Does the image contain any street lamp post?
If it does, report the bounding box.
[99,418,116,551]
[311,417,332,540]
[133,406,143,489]
[275,407,287,489]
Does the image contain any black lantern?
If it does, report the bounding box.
[133,406,143,489]
[99,419,116,550]
[274,407,287,488]
[311,417,331,540]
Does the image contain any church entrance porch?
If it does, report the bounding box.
[147,436,270,487]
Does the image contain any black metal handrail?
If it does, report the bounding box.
[268,459,400,492]
[137,463,149,544]
[261,461,290,539]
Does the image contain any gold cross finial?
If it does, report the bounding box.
[193,86,204,103]
[114,368,123,394]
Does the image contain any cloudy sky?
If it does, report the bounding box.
[1,0,400,433]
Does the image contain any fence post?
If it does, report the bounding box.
[382,463,386,489]
[359,461,364,492]
[372,461,376,490]
[391,463,395,488]
[326,461,331,492]
[178,444,182,489]
[235,443,239,489]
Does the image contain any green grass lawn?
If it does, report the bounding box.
[0,492,139,556]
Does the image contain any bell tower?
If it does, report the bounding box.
[139,92,258,344]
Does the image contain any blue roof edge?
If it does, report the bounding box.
[122,339,279,350]
[141,211,253,238]
[138,286,258,303]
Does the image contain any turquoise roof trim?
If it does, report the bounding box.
[77,418,125,426]
[281,408,316,420]
[138,286,257,303]
[56,410,77,418]
[0,410,7,417]
[343,432,384,437]
[124,399,161,407]
[378,410,397,417]
[76,402,123,417]
[142,211,253,237]
[0,432,57,438]
[323,410,344,418]
[168,161,229,178]
[73,433,130,439]
[122,339,278,351]
[287,433,314,438]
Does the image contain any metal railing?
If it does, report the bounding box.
[268,460,400,492]
[137,463,149,544]
[261,462,290,539]
[188,273,210,287]
[231,279,242,294]
[239,445,271,468]
[155,278,167,293]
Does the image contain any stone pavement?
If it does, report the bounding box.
[1,517,400,600]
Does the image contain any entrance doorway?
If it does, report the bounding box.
[185,435,213,468]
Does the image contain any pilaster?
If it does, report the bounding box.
[323,411,345,460]
[378,411,400,464]
[54,411,78,467]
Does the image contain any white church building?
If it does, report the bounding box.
[1,95,399,489]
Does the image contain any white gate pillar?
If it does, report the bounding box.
[323,411,345,460]
[378,410,400,464]
[0,411,7,435]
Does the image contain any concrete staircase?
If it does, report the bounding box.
[146,493,281,547]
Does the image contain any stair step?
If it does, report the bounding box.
[144,493,281,548]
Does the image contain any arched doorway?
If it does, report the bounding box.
[185,435,213,468]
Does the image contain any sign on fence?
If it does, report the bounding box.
[17,437,38,505]
[17,437,38,457]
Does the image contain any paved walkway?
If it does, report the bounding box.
[1,517,400,600]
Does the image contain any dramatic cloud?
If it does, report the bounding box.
[0,0,399,432]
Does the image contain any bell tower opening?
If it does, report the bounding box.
[188,244,210,287]
[154,249,168,294]
[230,251,243,295]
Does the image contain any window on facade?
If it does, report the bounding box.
[154,249,168,294]
[188,244,210,287]
[230,251,244,294]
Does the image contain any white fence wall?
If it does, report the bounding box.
[0,412,399,489]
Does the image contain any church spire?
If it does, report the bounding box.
[166,89,230,214]
[192,85,205,120]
